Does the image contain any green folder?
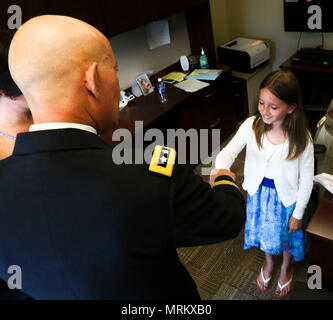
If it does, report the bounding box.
[186,69,223,81]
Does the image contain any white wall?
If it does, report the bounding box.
[211,0,333,70]
[109,1,333,90]
[109,11,191,90]
[209,0,229,54]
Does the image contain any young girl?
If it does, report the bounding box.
[211,70,314,298]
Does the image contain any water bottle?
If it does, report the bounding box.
[157,78,168,104]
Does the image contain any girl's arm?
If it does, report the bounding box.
[214,117,251,170]
[292,140,314,220]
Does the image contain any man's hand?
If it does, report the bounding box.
[289,216,302,233]
[209,169,236,187]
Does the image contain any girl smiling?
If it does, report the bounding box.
[211,70,314,298]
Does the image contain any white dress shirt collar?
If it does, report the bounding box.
[29,123,97,135]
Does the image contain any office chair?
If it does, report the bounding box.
[303,104,328,175]
[302,103,330,230]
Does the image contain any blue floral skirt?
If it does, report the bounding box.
[243,178,304,261]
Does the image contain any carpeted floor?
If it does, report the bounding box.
[177,228,310,300]
[177,132,313,300]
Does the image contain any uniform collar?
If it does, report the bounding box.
[29,123,98,135]
[13,128,108,156]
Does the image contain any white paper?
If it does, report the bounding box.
[145,20,171,50]
[314,173,333,194]
[173,79,210,93]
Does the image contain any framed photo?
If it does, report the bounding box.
[136,73,154,96]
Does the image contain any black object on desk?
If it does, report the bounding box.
[281,54,333,106]
[291,48,333,67]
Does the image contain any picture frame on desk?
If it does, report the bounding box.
[136,74,154,96]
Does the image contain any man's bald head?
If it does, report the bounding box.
[8,15,120,133]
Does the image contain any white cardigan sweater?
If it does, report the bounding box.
[215,116,314,220]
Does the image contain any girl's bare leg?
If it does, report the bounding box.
[257,253,274,290]
[276,251,293,297]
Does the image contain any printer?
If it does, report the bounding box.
[218,37,270,73]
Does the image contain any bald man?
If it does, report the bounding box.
[0,15,245,300]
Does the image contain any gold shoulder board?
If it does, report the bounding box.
[149,145,177,177]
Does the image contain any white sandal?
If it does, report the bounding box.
[257,266,272,291]
[276,274,293,297]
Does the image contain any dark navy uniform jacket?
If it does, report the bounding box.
[0,129,245,299]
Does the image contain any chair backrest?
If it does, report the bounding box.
[314,103,333,175]
[304,103,329,137]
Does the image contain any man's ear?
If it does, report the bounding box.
[84,62,99,99]
[288,103,297,114]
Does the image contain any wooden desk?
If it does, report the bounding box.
[280,54,333,106]
[281,54,333,74]
[103,84,191,140]
[102,66,236,166]
[306,191,333,288]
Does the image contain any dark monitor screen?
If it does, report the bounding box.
[284,0,333,32]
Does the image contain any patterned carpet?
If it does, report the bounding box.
[177,133,310,300]
[177,229,309,300]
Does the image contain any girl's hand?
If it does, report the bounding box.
[209,169,236,187]
[289,216,302,233]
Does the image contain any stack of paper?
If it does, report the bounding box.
[314,173,333,194]
[162,72,187,83]
[186,69,223,81]
[173,79,210,93]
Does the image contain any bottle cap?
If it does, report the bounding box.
[201,48,205,55]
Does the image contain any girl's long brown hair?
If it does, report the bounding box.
[252,70,311,160]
